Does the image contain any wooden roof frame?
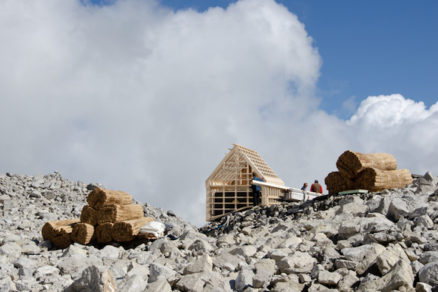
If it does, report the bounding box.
[206,144,285,187]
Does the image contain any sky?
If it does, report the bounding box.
[1,0,437,226]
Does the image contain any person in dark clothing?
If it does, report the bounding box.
[251,173,263,206]
[310,179,323,194]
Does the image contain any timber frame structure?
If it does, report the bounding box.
[206,144,287,221]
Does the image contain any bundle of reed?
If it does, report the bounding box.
[41,219,80,248]
[71,223,95,245]
[96,223,114,244]
[356,168,413,192]
[97,204,144,225]
[325,171,354,194]
[112,217,153,242]
[87,188,132,209]
[336,150,397,178]
[80,205,98,226]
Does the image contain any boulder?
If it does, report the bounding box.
[144,278,172,292]
[318,270,342,286]
[388,198,410,221]
[376,244,410,274]
[65,265,116,292]
[357,259,414,292]
[277,251,317,274]
[418,261,438,286]
[183,254,213,274]
[235,268,254,291]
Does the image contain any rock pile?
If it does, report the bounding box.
[1,171,438,291]
[325,150,413,193]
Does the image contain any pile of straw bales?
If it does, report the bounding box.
[42,188,153,248]
[325,150,413,194]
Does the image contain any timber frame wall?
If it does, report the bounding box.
[206,144,286,221]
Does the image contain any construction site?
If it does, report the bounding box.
[206,144,413,221]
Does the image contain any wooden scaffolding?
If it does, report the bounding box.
[206,144,287,221]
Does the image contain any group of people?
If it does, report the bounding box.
[251,173,323,206]
[301,180,323,201]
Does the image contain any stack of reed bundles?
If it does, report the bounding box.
[42,187,154,248]
[325,150,412,194]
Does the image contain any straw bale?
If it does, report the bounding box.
[80,205,98,226]
[356,168,413,192]
[71,223,95,245]
[97,204,144,224]
[96,223,114,244]
[336,150,397,178]
[87,188,132,209]
[112,217,153,242]
[325,171,354,194]
[41,219,80,249]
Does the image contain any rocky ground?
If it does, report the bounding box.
[1,172,438,291]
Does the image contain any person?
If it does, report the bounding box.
[310,179,323,194]
[301,182,308,201]
[251,173,263,206]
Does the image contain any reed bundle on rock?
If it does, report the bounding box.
[97,204,144,225]
[325,171,353,194]
[71,223,95,245]
[356,168,413,192]
[87,188,132,209]
[41,219,80,248]
[96,223,114,244]
[112,217,153,242]
[336,150,397,178]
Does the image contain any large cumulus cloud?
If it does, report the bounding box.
[1,0,437,225]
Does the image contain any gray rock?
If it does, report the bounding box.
[335,259,357,270]
[375,196,392,215]
[66,265,116,292]
[148,263,177,283]
[337,202,368,216]
[318,270,342,285]
[337,272,359,291]
[414,215,434,229]
[184,254,213,274]
[418,261,438,286]
[419,252,438,265]
[119,274,147,292]
[98,245,120,260]
[272,279,303,292]
[277,251,317,273]
[341,243,385,274]
[0,242,22,259]
[376,244,410,274]
[0,277,15,292]
[388,198,410,221]
[235,268,254,292]
[176,273,205,292]
[231,245,257,259]
[144,278,172,292]
[416,282,432,292]
[21,241,40,255]
[357,259,414,292]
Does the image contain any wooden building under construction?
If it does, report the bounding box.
[206,144,289,221]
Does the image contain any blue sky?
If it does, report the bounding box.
[159,0,438,118]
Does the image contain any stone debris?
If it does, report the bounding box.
[0,171,437,291]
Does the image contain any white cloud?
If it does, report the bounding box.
[1,0,437,226]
